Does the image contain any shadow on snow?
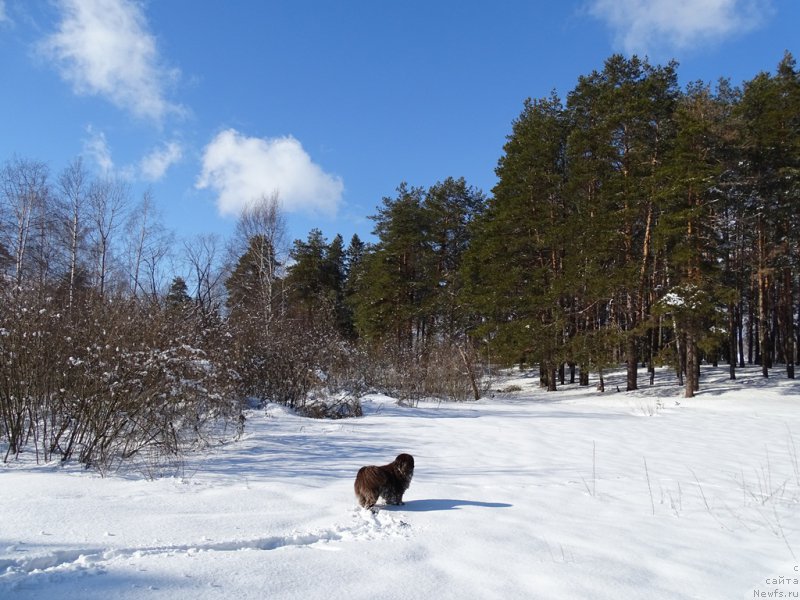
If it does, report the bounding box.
[388,499,512,512]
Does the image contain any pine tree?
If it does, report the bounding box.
[166,276,192,311]
[285,230,353,336]
[566,55,679,391]
[286,228,328,322]
[343,234,367,339]
[464,94,568,389]
[352,184,431,350]
[423,177,486,342]
[736,52,800,378]
[655,82,732,396]
[323,233,351,336]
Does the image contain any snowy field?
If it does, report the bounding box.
[2,365,800,599]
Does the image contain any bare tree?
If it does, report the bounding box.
[183,233,225,314]
[0,157,50,285]
[28,185,60,288]
[125,189,173,299]
[230,192,287,261]
[58,158,89,307]
[140,235,173,299]
[88,177,129,297]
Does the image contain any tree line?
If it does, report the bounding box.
[345,53,799,398]
[1,53,798,470]
[462,52,798,397]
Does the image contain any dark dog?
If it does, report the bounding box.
[354,453,414,509]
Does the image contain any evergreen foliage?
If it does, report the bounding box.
[459,53,798,395]
[166,276,192,310]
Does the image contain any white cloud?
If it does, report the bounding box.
[83,125,114,175]
[140,141,183,181]
[40,0,183,122]
[588,0,772,56]
[197,129,344,217]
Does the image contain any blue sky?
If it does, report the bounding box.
[0,0,797,246]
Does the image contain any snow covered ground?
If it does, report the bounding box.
[2,365,800,599]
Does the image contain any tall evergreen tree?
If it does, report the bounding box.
[735,52,800,378]
[286,228,328,321]
[285,230,353,335]
[464,94,568,389]
[343,234,367,339]
[655,82,732,396]
[323,233,351,336]
[353,184,431,350]
[423,177,486,341]
[567,55,680,390]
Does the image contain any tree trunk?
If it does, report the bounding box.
[457,345,482,401]
[685,335,696,398]
[647,327,655,385]
[757,223,769,378]
[625,335,638,391]
[797,296,800,369]
[686,332,701,397]
[68,209,79,308]
[539,364,547,388]
[548,363,557,392]
[673,320,685,386]
[737,301,745,368]
[728,302,737,380]
[758,270,769,378]
[783,267,795,379]
[748,294,755,365]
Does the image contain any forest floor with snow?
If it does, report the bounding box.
[2,365,800,599]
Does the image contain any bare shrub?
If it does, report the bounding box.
[296,396,363,419]
[358,341,489,403]
[0,288,64,461]
[231,311,364,417]
[424,343,489,401]
[0,284,240,472]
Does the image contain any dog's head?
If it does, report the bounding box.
[393,453,415,479]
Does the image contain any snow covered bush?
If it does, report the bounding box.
[0,285,241,472]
